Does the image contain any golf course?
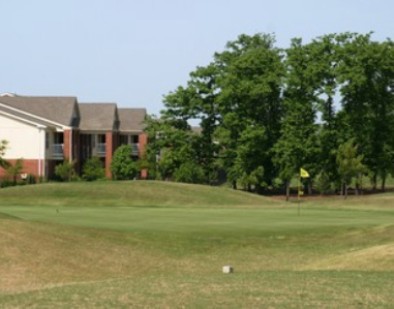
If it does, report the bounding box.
[0,181,393,308]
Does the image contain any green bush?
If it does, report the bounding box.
[111,145,138,180]
[25,174,36,184]
[0,179,15,188]
[82,157,105,181]
[174,161,205,184]
[55,161,76,182]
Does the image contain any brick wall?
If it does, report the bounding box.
[0,159,40,180]
[139,132,148,179]
[63,130,71,161]
[105,132,118,179]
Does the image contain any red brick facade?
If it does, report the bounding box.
[0,159,40,180]
[105,132,118,178]
[63,130,72,161]
[139,132,148,179]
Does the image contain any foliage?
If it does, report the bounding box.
[173,161,205,184]
[55,161,76,182]
[336,139,368,198]
[144,32,394,197]
[82,157,105,181]
[314,171,334,195]
[273,38,319,199]
[111,145,138,180]
[0,140,10,170]
[6,158,24,184]
[25,174,36,185]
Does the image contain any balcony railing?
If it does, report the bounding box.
[51,144,64,159]
[131,143,139,156]
[96,143,106,156]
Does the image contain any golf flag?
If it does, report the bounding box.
[300,168,310,178]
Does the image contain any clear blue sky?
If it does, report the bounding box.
[1,0,392,115]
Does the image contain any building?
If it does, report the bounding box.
[0,93,147,180]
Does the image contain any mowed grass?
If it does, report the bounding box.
[0,181,394,308]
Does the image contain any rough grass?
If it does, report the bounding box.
[0,181,393,308]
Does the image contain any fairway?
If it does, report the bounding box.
[1,181,394,308]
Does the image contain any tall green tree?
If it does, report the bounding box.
[336,139,367,198]
[144,116,200,181]
[337,33,394,190]
[308,35,342,185]
[274,38,319,200]
[161,65,221,184]
[214,33,284,189]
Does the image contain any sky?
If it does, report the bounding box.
[1,0,393,116]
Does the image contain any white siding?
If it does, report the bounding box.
[0,114,46,160]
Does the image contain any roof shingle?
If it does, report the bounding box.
[118,108,146,132]
[78,103,119,131]
[0,96,79,127]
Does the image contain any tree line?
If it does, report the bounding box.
[143,32,394,198]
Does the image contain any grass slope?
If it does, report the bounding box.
[0,181,393,308]
[0,181,270,208]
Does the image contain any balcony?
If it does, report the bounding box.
[96,143,106,156]
[51,144,64,159]
[131,143,139,156]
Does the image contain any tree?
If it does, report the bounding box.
[0,140,10,170]
[148,31,394,196]
[111,145,138,180]
[144,115,204,182]
[336,139,367,198]
[308,34,342,186]
[337,33,394,191]
[161,64,222,184]
[273,38,319,200]
[173,161,205,184]
[6,158,24,184]
[230,125,268,192]
[82,157,105,181]
[214,33,285,189]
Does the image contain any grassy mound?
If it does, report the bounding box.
[0,180,272,208]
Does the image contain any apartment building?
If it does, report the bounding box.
[0,93,147,179]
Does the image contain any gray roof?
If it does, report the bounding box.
[118,108,146,132]
[0,96,79,127]
[79,103,119,131]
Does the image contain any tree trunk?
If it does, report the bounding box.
[307,181,312,195]
[372,173,377,191]
[381,175,386,192]
[285,180,290,202]
[344,183,348,199]
[232,180,237,190]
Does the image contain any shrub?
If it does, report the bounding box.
[82,157,105,181]
[0,179,15,188]
[55,161,76,182]
[174,161,205,184]
[111,145,138,180]
[25,174,36,184]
